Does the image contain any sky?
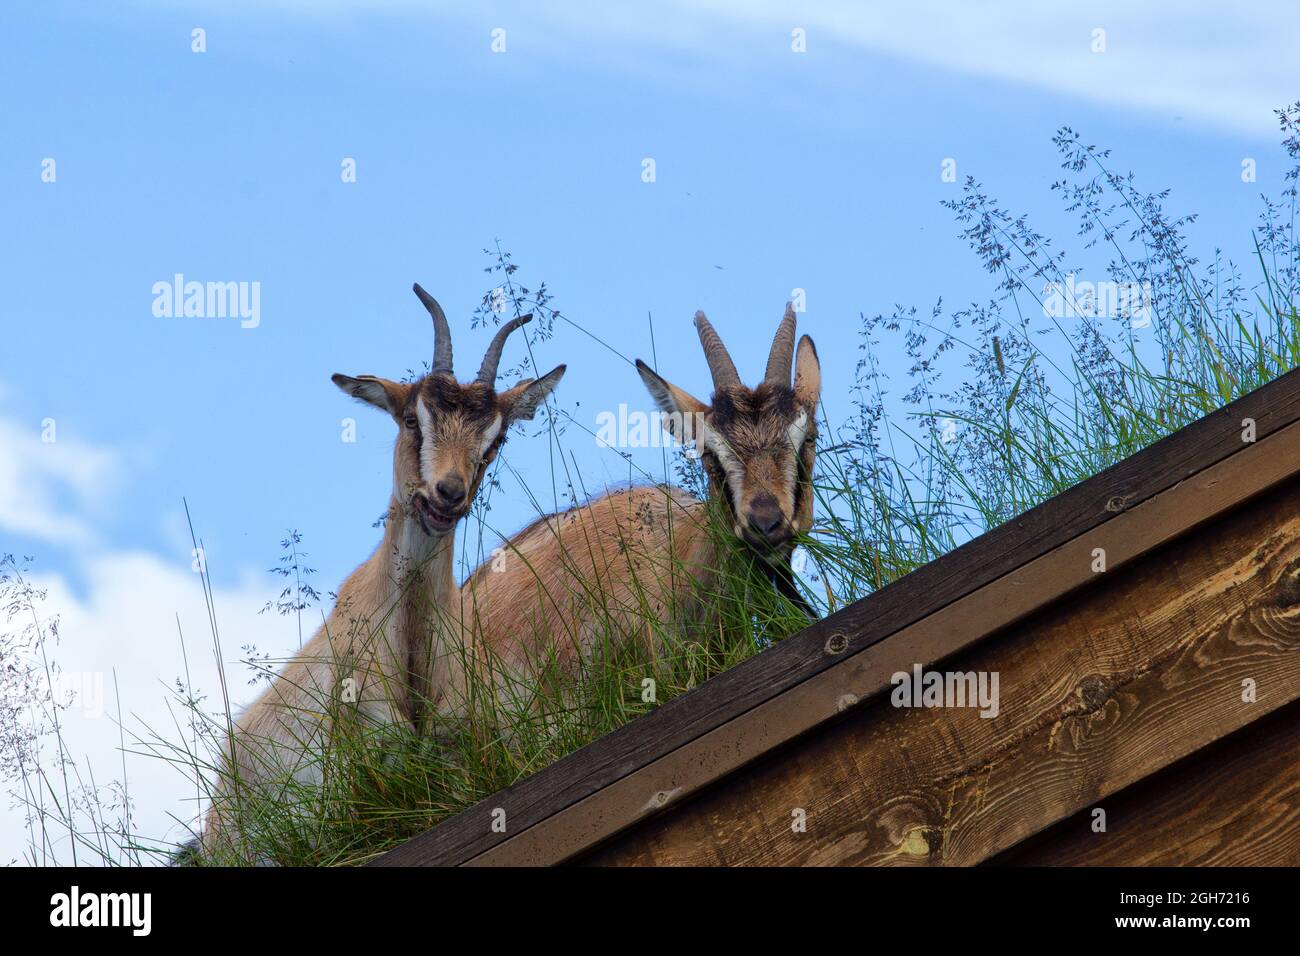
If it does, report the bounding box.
[1,0,1296,861]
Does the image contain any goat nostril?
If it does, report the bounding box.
[751,511,784,538]
[436,479,466,505]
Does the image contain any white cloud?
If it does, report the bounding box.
[0,415,123,547]
[0,407,298,864]
[1,550,297,865]
[722,0,1298,135]
[238,0,1297,134]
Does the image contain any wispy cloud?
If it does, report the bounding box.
[0,413,123,548]
[236,0,1298,134]
[678,0,1298,134]
[2,549,294,863]
[0,407,296,862]
[743,0,1300,136]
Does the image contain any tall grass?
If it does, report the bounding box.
[4,106,1299,865]
[805,108,1300,608]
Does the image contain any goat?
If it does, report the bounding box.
[199,284,564,860]
[460,305,820,681]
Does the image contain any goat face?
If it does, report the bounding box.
[332,284,565,538]
[636,304,821,555]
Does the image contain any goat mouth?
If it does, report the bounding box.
[742,535,781,553]
[740,526,794,554]
[412,495,459,535]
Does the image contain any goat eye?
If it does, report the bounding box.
[403,415,418,430]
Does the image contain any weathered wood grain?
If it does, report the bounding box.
[577,475,1300,866]
[989,698,1300,866]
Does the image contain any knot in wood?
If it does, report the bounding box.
[901,827,933,856]
[1272,556,1300,607]
[1105,493,1132,513]
[824,632,849,655]
[1077,673,1113,711]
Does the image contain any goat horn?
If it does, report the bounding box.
[413,283,454,376]
[764,302,797,385]
[476,313,533,384]
[693,311,740,390]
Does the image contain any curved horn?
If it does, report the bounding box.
[413,283,454,375]
[764,302,797,385]
[476,313,533,384]
[693,311,740,390]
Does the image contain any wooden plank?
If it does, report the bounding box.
[443,414,1300,866]
[377,369,1300,866]
[467,418,1300,865]
[989,698,1300,866]
[577,473,1300,865]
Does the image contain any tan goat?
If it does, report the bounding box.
[199,285,563,859]
[460,306,820,681]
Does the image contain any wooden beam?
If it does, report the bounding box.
[989,698,1300,866]
[578,473,1300,865]
[376,368,1300,867]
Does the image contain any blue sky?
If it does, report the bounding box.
[1,1,1296,858]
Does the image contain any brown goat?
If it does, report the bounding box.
[200,285,563,859]
[460,306,820,683]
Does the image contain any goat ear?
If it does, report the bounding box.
[331,374,408,419]
[793,335,821,411]
[793,437,817,535]
[636,359,709,444]
[499,364,566,422]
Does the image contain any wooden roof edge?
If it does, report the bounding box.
[375,365,1300,867]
